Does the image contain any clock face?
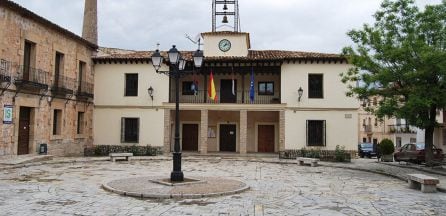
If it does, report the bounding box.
[218,39,231,52]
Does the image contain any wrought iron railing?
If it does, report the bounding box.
[14,65,49,89]
[52,75,75,95]
[388,124,417,134]
[77,81,94,98]
[363,125,372,132]
[169,90,281,104]
[0,59,12,83]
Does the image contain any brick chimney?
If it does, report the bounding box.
[82,0,97,45]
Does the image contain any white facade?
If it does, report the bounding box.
[93,32,359,153]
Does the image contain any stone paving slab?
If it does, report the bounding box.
[0,159,445,215]
[0,154,53,165]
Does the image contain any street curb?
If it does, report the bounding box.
[321,163,446,193]
[378,162,446,177]
[102,178,250,200]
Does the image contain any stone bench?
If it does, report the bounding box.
[109,153,133,162]
[296,157,320,167]
[407,174,439,193]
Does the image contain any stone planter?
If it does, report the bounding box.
[381,154,394,162]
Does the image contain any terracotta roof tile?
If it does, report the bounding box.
[94,48,345,62]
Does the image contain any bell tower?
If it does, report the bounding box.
[212,0,240,32]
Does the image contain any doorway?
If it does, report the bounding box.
[219,124,236,152]
[258,125,275,153]
[182,124,199,151]
[18,107,31,155]
[220,79,236,103]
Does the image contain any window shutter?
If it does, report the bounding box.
[323,120,326,146]
[121,117,125,143]
[136,118,140,143]
[306,120,309,146]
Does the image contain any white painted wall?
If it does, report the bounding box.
[284,110,358,151]
[202,33,249,57]
[281,63,358,109]
[94,63,169,106]
[93,108,165,147]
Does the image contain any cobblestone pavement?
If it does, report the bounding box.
[0,159,445,216]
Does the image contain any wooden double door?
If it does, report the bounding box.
[182,124,198,151]
[18,107,31,155]
[258,125,275,153]
[220,124,236,152]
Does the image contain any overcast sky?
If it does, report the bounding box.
[11,0,443,53]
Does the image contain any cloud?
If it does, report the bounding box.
[10,0,444,53]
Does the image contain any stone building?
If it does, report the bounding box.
[358,96,418,147]
[0,0,97,156]
[93,0,359,154]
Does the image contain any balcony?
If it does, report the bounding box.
[0,59,12,83]
[362,125,372,133]
[76,81,94,99]
[169,90,281,104]
[14,65,49,90]
[51,75,75,96]
[388,124,417,134]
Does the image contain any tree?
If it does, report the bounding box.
[341,0,446,165]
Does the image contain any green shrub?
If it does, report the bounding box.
[379,139,395,155]
[84,145,162,157]
[335,145,346,162]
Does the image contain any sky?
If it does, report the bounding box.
[10,0,444,53]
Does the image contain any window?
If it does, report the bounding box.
[258,82,274,95]
[306,120,326,146]
[125,74,138,96]
[362,138,367,142]
[53,109,62,135]
[78,61,86,92]
[308,74,323,98]
[54,52,64,87]
[23,40,36,79]
[374,118,378,126]
[77,112,84,134]
[121,118,139,143]
[182,81,194,95]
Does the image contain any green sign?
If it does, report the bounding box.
[3,105,12,124]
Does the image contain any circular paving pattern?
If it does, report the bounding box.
[103,176,249,199]
[0,158,445,215]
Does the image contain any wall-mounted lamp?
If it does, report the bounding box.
[148,86,154,101]
[298,87,303,102]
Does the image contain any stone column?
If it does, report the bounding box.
[239,110,247,154]
[199,109,208,154]
[163,109,171,155]
[279,110,285,151]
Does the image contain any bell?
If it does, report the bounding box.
[223,4,228,10]
[222,15,228,23]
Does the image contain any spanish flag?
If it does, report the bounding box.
[208,70,217,102]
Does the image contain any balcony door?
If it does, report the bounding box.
[220,79,236,103]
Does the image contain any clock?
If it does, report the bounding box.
[218,39,231,52]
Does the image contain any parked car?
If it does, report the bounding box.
[358,143,379,158]
[393,143,444,164]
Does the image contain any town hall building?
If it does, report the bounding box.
[93,0,359,154]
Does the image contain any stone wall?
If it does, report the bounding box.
[0,4,95,156]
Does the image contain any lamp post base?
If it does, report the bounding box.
[170,171,184,182]
[171,152,184,182]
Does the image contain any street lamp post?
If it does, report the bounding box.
[151,45,204,182]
